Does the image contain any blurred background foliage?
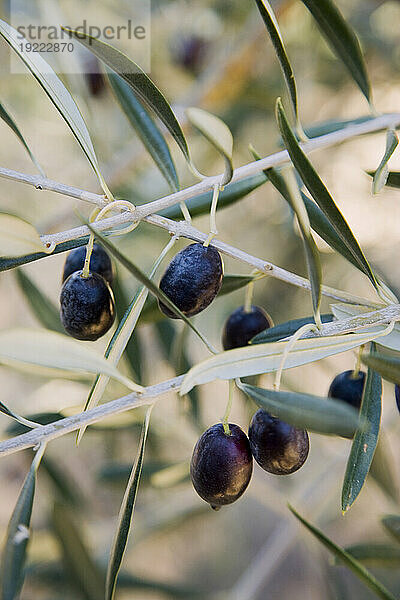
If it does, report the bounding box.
[0,0,400,598]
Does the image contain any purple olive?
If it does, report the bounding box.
[190,423,253,509]
[248,409,309,475]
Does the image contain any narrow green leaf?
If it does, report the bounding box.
[254,0,298,123]
[114,279,143,383]
[362,355,400,386]
[186,107,233,184]
[88,226,215,352]
[252,314,334,344]
[15,269,63,333]
[62,27,190,162]
[107,72,179,193]
[367,171,400,190]
[238,382,360,437]
[0,328,140,391]
[52,503,104,600]
[0,237,89,273]
[382,515,400,544]
[161,173,267,220]
[0,101,44,175]
[276,98,377,289]
[289,505,397,600]
[340,544,400,567]
[0,20,110,197]
[270,165,322,321]
[0,213,51,258]
[300,0,371,102]
[373,129,398,194]
[105,409,151,600]
[180,329,385,395]
[0,445,45,600]
[342,345,382,511]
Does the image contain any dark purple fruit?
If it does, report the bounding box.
[248,409,309,475]
[222,305,273,350]
[158,243,223,319]
[395,385,400,414]
[190,423,253,509]
[60,270,115,341]
[328,370,366,410]
[62,243,114,285]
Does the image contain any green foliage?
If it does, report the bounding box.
[0,446,45,600]
[299,0,371,102]
[0,101,44,175]
[289,505,397,600]
[105,409,151,600]
[342,346,382,511]
[107,72,179,193]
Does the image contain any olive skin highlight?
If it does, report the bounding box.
[190,423,253,509]
[158,243,223,318]
[328,370,366,410]
[62,243,114,285]
[248,409,309,475]
[60,270,115,341]
[222,305,273,350]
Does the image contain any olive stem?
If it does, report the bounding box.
[222,380,234,435]
[244,271,259,312]
[82,232,95,278]
[179,201,192,223]
[351,344,364,379]
[273,322,319,391]
[203,184,220,247]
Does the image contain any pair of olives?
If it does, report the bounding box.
[60,244,115,341]
[190,415,310,510]
[59,241,223,342]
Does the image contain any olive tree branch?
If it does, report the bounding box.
[1,112,398,213]
[0,304,399,458]
[39,212,381,308]
[1,113,398,306]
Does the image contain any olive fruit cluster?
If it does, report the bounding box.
[190,304,309,510]
[60,244,116,341]
[190,415,309,510]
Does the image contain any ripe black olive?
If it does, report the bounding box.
[60,270,115,341]
[158,243,223,318]
[62,244,114,285]
[248,409,309,475]
[190,423,253,509]
[328,370,366,410]
[222,305,273,350]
